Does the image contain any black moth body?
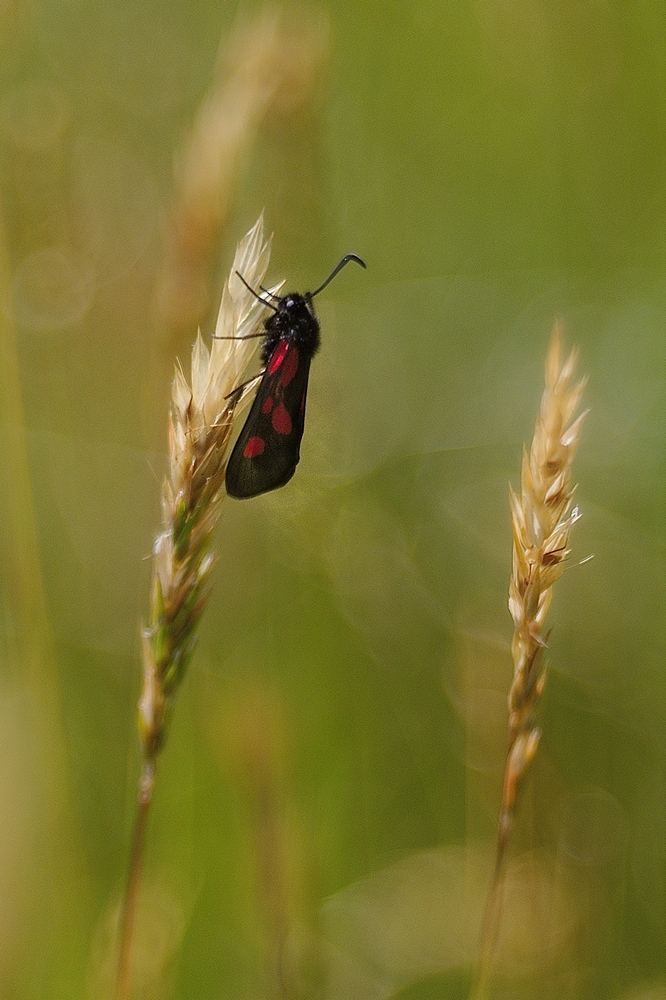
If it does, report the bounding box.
[225,293,320,498]
[225,254,365,499]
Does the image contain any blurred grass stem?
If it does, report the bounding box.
[158,7,328,335]
[0,191,89,990]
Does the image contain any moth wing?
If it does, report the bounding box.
[225,342,312,499]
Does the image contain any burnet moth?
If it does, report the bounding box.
[223,253,366,499]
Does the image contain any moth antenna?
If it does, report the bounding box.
[259,285,282,301]
[235,271,278,311]
[309,254,366,299]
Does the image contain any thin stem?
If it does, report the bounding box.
[467,787,513,1000]
[116,761,156,1000]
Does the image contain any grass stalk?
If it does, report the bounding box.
[469,324,587,1000]
[116,215,276,998]
[115,762,155,1000]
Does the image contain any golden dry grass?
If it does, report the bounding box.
[139,214,276,759]
[503,323,587,835]
[471,324,587,1000]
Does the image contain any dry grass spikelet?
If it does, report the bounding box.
[118,216,280,1000]
[139,214,278,760]
[470,324,587,1000]
[503,322,588,833]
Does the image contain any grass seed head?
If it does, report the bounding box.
[507,322,587,775]
[139,215,273,759]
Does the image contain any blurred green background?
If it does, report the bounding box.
[0,0,663,998]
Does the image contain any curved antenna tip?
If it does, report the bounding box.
[343,253,367,269]
[310,253,367,298]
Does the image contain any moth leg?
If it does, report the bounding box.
[212,332,265,341]
[225,370,265,401]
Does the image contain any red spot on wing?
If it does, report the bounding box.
[243,436,265,458]
[279,346,299,387]
[267,340,289,375]
[271,403,292,435]
[261,396,273,414]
